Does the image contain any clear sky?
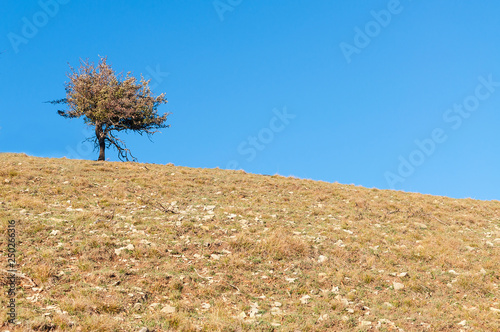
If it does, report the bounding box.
[1,1,500,201]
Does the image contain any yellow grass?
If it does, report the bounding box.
[0,153,499,331]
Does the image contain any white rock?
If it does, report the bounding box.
[210,254,220,260]
[249,306,259,317]
[490,307,500,313]
[360,321,372,326]
[161,304,176,314]
[49,230,60,236]
[300,295,311,304]
[398,272,409,278]
[238,311,247,319]
[270,307,282,315]
[318,255,328,263]
[393,282,404,290]
[448,270,459,275]
[457,320,467,326]
[115,244,134,256]
[201,303,211,310]
[285,278,296,283]
[318,314,328,322]
[335,240,345,247]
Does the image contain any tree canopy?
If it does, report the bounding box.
[50,56,170,161]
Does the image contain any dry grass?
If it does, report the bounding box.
[0,153,499,331]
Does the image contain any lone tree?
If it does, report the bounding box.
[50,56,170,161]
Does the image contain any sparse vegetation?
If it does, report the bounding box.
[0,153,499,331]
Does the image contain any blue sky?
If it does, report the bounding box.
[1,1,500,201]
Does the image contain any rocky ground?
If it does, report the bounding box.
[0,153,499,331]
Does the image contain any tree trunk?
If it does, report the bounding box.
[96,124,106,161]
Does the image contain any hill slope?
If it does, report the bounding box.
[0,153,499,331]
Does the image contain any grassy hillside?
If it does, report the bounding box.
[0,153,499,331]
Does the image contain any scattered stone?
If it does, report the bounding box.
[490,307,500,313]
[285,278,296,283]
[161,304,176,314]
[448,270,459,275]
[138,328,149,332]
[318,255,328,263]
[318,314,329,322]
[458,320,467,326]
[335,240,345,247]
[398,272,409,278]
[270,307,282,315]
[383,302,393,308]
[210,254,220,260]
[115,244,134,256]
[201,303,211,310]
[300,295,311,304]
[238,311,247,319]
[414,222,428,229]
[249,302,259,317]
[49,230,60,236]
[393,282,405,290]
[360,321,372,327]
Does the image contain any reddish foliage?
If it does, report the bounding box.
[52,56,170,161]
